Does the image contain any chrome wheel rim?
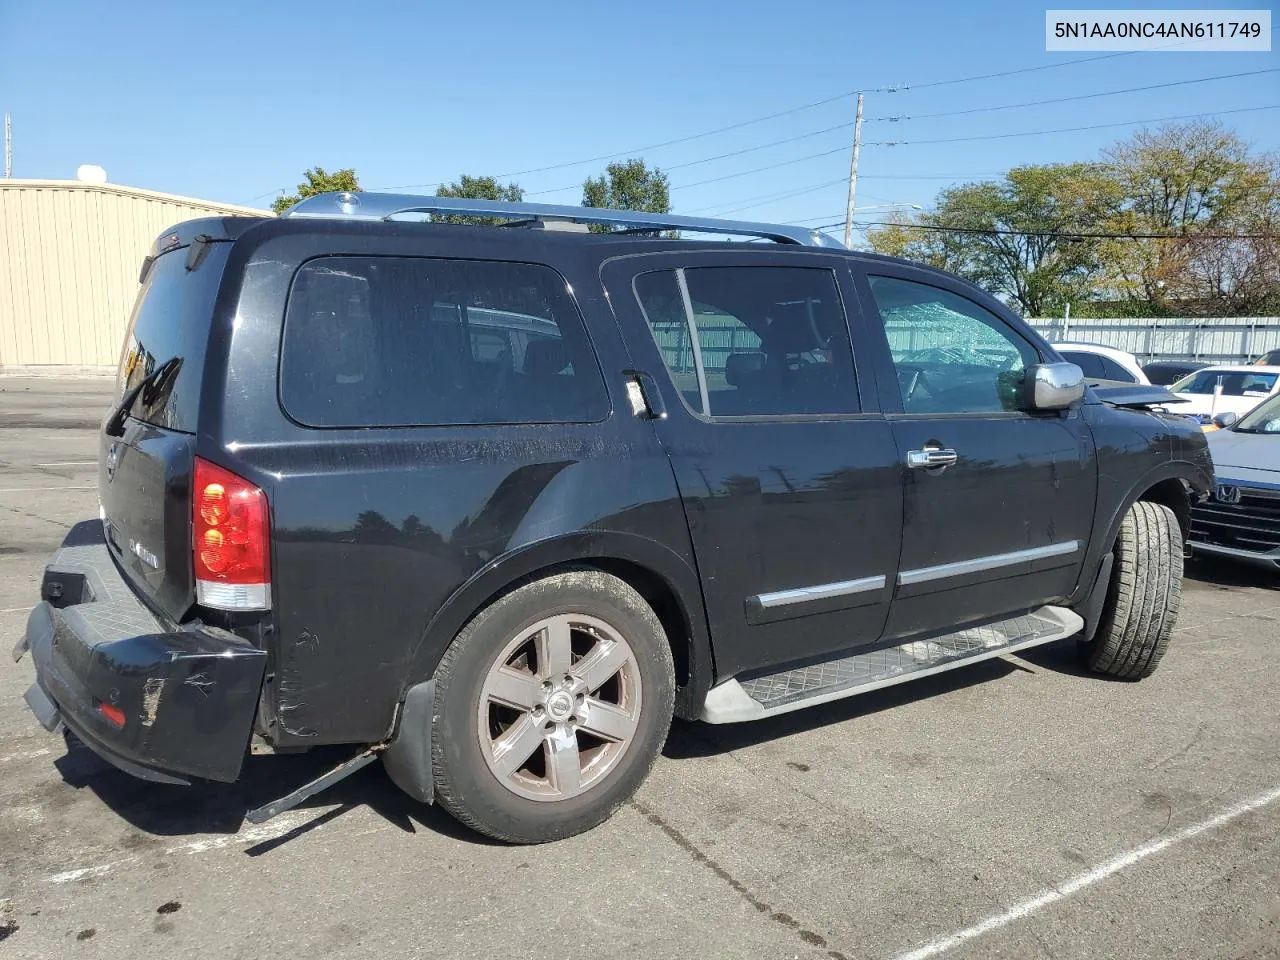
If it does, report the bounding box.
[477,613,643,802]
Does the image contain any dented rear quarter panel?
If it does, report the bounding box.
[199,221,705,746]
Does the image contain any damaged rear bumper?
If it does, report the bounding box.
[15,523,267,784]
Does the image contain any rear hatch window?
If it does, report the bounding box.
[100,239,231,622]
[114,241,231,433]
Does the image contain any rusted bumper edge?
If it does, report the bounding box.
[15,530,267,785]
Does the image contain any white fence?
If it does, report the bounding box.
[1027,316,1280,364]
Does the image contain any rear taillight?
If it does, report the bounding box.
[193,457,271,611]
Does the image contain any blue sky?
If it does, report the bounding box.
[2,0,1276,240]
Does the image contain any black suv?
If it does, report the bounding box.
[16,193,1213,843]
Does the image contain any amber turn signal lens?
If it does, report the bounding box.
[199,482,229,525]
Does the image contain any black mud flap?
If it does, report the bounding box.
[380,679,436,804]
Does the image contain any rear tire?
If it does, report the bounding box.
[1079,500,1183,680]
[430,569,674,844]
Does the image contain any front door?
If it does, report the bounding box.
[601,251,902,680]
[850,263,1098,642]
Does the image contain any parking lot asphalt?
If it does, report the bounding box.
[2,376,1279,960]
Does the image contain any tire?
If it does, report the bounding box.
[430,568,675,844]
[1079,500,1183,680]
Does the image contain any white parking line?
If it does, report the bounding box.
[35,461,97,467]
[891,782,1280,960]
[43,809,323,884]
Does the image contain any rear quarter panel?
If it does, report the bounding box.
[204,222,705,745]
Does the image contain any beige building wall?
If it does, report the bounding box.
[0,180,271,371]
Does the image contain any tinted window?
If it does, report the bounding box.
[1096,356,1139,383]
[280,257,608,427]
[1058,351,1104,379]
[1236,393,1280,432]
[867,275,1036,413]
[116,242,231,433]
[1143,363,1195,386]
[1172,370,1279,397]
[634,266,857,417]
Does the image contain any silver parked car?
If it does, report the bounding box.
[1190,392,1280,569]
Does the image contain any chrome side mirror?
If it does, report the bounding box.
[1211,411,1239,429]
[1024,362,1086,411]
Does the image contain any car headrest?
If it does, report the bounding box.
[725,352,766,387]
[524,338,569,376]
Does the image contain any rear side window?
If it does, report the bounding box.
[1058,351,1104,379]
[1096,356,1138,383]
[633,266,858,417]
[280,257,609,427]
[116,242,231,433]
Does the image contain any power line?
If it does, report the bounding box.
[870,68,1280,122]
[512,69,1276,200]
[683,177,849,215]
[884,50,1141,92]
[859,172,1008,180]
[522,144,856,198]
[662,123,850,172]
[807,219,1279,240]
[242,187,287,205]
[369,52,1176,192]
[866,104,1280,146]
[882,27,1278,92]
[376,98,860,192]
[672,146,853,191]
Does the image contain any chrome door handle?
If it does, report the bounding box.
[906,445,958,469]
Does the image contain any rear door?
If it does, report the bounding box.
[99,237,234,622]
[850,262,1098,641]
[602,251,902,680]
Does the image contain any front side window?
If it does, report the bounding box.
[1235,393,1280,433]
[633,266,858,417]
[280,257,608,427]
[867,275,1037,414]
[1172,370,1279,398]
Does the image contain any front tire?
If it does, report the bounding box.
[1079,500,1183,680]
[430,569,675,844]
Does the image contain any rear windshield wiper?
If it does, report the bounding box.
[103,357,182,437]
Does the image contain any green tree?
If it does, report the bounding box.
[1096,121,1280,314]
[582,159,670,231]
[271,166,361,214]
[868,163,1115,316]
[433,174,525,224]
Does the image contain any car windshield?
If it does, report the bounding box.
[1233,392,1280,433]
[1170,369,1278,397]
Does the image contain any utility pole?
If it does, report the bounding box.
[4,113,11,179]
[842,93,864,250]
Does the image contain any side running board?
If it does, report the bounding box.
[701,606,1083,724]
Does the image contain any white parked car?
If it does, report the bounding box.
[1168,365,1280,423]
[1053,343,1150,384]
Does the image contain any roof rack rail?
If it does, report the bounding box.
[279,192,844,248]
